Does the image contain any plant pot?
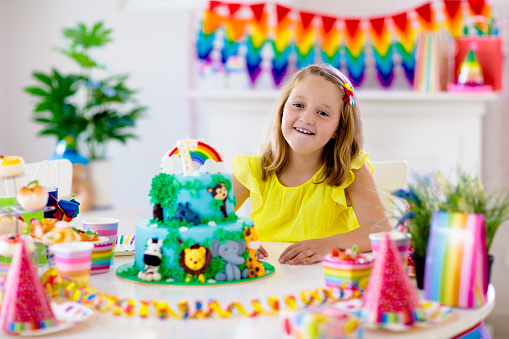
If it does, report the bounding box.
[412,253,426,290]
[89,159,113,210]
[487,254,495,284]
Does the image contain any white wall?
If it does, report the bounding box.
[0,0,192,207]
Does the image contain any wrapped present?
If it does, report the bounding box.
[424,211,488,308]
[282,306,360,339]
[49,196,80,221]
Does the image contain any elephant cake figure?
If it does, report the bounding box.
[210,239,247,281]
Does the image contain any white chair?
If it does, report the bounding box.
[371,160,409,227]
[0,159,73,199]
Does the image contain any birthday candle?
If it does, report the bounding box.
[177,140,198,175]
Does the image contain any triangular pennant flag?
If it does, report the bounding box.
[228,3,242,16]
[321,15,337,34]
[415,2,434,29]
[468,0,486,16]
[299,11,315,30]
[361,233,426,326]
[369,17,386,37]
[276,4,291,24]
[250,3,265,22]
[443,0,462,18]
[345,19,361,38]
[392,12,409,33]
[209,0,222,11]
[203,9,225,34]
[0,238,58,334]
[227,18,249,41]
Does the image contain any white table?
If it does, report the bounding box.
[39,207,495,339]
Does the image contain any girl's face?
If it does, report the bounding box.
[281,75,342,157]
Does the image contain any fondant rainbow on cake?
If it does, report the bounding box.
[322,246,372,291]
[168,141,222,165]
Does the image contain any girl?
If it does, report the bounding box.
[232,64,391,265]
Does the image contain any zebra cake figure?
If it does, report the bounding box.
[138,237,163,281]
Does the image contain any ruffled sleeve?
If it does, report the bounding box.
[331,152,372,207]
[231,155,264,213]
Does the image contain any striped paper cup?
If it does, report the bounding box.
[51,242,94,283]
[90,236,114,274]
[369,231,410,268]
[82,218,119,255]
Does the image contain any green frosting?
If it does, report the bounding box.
[118,262,140,276]
[150,173,181,214]
[213,228,245,243]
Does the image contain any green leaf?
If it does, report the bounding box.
[32,72,54,87]
[25,87,49,96]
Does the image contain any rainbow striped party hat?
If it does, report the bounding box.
[361,233,426,327]
[0,237,58,334]
[457,47,484,86]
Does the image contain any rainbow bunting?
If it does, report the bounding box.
[467,0,492,35]
[392,12,416,84]
[443,0,464,38]
[295,11,316,68]
[196,7,225,61]
[369,17,394,87]
[271,4,293,86]
[245,3,268,84]
[415,2,437,31]
[221,4,249,64]
[318,15,341,70]
[344,19,366,85]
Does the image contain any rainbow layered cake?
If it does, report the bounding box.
[133,140,266,284]
[322,246,373,291]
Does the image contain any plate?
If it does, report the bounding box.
[116,261,275,287]
[1,301,93,336]
[340,299,453,332]
[115,235,135,256]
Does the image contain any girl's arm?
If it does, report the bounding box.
[232,173,268,258]
[232,173,250,212]
[279,162,391,265]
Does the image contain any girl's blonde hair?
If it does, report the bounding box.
[260,64,363,187]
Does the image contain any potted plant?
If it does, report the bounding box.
[25,21,146,208]
[437,169,509,282]
[392,174,441,289]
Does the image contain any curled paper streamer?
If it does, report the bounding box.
[41,269,363,320]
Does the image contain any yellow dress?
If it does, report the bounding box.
[231,152,372,242]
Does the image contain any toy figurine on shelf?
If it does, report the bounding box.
[447,42,493,93]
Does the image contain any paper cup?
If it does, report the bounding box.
[369,231,410,267]
[89,236,114,274]
[52,242,94,283]
[82,218,119,260]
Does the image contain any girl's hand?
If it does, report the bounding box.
[257,244,268,259]
[278,238,334,265]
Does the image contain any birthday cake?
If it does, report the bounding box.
[133,140,266,284]
[322,246,373,291]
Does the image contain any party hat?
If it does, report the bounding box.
[0,238,58,334]
[361,233,426,326]
[457,46,484,86]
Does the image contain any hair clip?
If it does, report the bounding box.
[343,83,355,106]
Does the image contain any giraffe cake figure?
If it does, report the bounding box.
[131,140,268,284]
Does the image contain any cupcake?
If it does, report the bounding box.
[17,180,49,211]
[322,245,373,291]
[0,156,24,178]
